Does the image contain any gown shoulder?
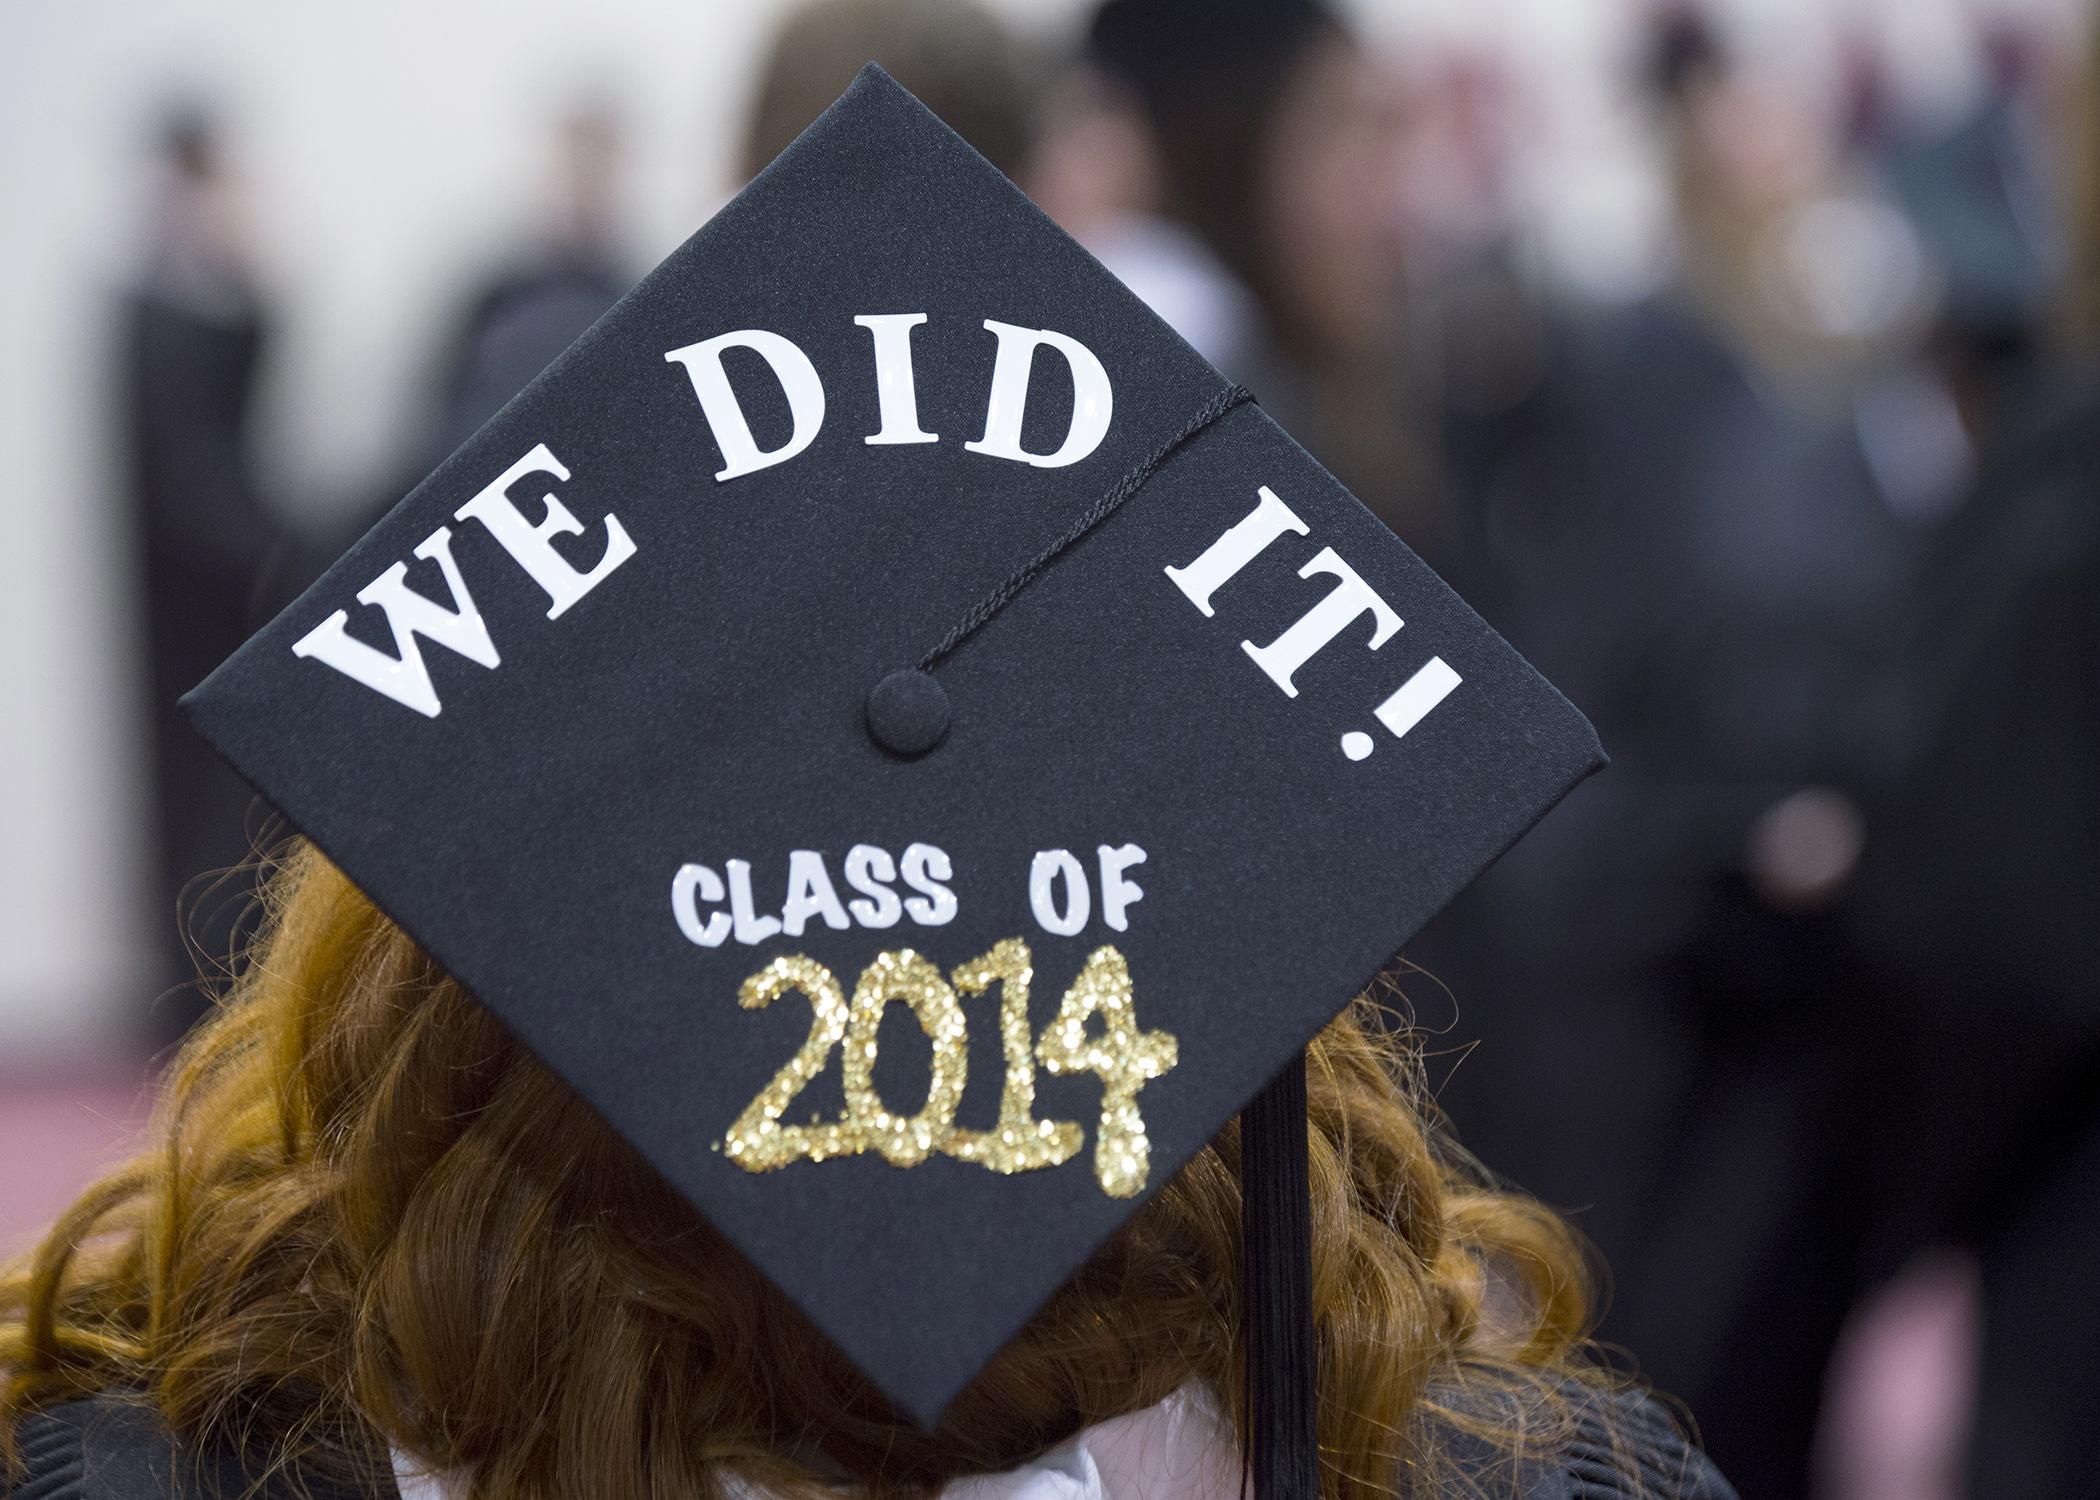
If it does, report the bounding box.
[3,1396,391,1500]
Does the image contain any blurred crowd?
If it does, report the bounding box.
[102,0,2098,1496]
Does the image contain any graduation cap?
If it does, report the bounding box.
[182,68,1601,1498]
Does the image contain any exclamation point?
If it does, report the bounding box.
[1341,657,1462,760]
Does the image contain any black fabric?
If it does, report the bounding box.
[1414,292,1920,1495]
[1849,378,2100,1500]
[423,248,633,471]
[118,269,283,1037]
[180,68,1601,1427]
[1239,1053,1317,1500]
[865,668,951,756]
[6,1390,1728,1499]
[3,1398,390,1500]
[1557,1388,1735,1500]
[918,382,1252,667]
[1423,1384,1736,1500]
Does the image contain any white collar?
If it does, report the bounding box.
[390,1384,1240,1500]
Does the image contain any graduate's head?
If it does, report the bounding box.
[3,843,1598,1500]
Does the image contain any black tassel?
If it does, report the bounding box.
[1240,1049,1318,1500]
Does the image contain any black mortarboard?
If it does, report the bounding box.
[182,67,1601,1490]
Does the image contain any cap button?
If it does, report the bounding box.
[865,669,950,757]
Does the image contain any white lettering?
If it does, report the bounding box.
[665,329,826,481]
[1375,657,1462,741]
[900,843,959,926]
[725,859,783,945]
[855,314,938,446]
[671,863,732,947]
[1242,547,1401,697]
[781,848,853,937]
[1096,843,1147,932]
[964,320,1113,468]
[1029,849,1090,937]
[290,527,498,718]
[1165,486,1309,617]
[453,443,635,619]
[843,844,904,928]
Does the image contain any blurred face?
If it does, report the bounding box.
[1022,70,1163,241]
[167,153,255,268]
[554,112,623,244]
[1677,69,1827,227]
[1256,36,1408,362]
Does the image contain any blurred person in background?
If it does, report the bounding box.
[323,101,638,643]
[740,0,1039,187]
[1022,58,1258,376]
[1045,5,1922,1485]
[1843,10,2100,1494]
[1415,11,1945,1494]
[1658,15,1935,401]
[1061,0,1452,557]
[1395,48,1557,597]
[117,103,284,1041]
[1033,1,1861,1482]
[417,100,636,474]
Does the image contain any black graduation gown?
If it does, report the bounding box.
[1849,377,2100,1500]
[1415,292,1923,1496]
[117,264,283,1037]
[5,1389,1734,1500]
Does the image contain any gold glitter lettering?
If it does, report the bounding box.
[942,939,1084,1174]
[723,955,864,1171]
[842,949,969,1167]
[1034,945,1179,1198]
[722,942,1177,1196]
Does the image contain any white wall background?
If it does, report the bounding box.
[0,0,2073,1053]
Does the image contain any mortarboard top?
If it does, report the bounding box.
[181,67,1602,1435]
